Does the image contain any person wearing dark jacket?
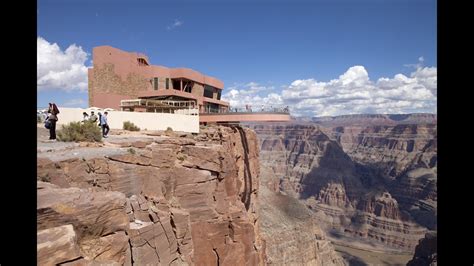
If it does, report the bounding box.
[47,103,59,140]
[100,112,110,138]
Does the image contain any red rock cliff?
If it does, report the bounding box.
[37,125,264,265]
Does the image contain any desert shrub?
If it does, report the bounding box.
[127,148,136,154]
[164,126,174,136]
[37,115,42,123]
[57,121,102,142]
[123,121,140,131]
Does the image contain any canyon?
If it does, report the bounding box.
[37,112,436,265]
[37,125,345,265]
[247,113,437,263]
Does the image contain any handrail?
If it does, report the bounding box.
[120,99,196,108]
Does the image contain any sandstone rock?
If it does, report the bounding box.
[154,137,196,146]
[131,140,153,148]
[37,125,264,265]
[37,224,81,266]
[151,148,175,168]
[79,231,129,263]
[37,182,129,239]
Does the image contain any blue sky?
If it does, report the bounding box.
[37,0,437,116]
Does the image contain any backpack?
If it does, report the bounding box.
[44,119,51,129]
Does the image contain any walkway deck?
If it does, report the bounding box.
[199,112,291,123]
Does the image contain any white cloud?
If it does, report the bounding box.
[166,19,183,30]
[37,37,89,92]
[222,63,436,117]
[63,98,86,107]
[222,82,281,110]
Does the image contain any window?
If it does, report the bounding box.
[166,78,170,89]
[203,85,215,98]
[153,77,159,90]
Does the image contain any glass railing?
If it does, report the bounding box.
[200,106,290,114]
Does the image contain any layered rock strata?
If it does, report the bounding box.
[37,126,264,265]
[250,123,430,251]
[324,123,437,230]
[259,186,346,265]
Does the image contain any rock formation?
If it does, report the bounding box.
[259,186,346,265]
[325,123,437,230]
[406,231,437,266]
[37,125,265,265]
[249,122,435,252]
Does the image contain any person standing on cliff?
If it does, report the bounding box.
[100,111,110,138]
[97,112,102,127]
[47,103,59,141]
[82,112,89,123]
[89,111,98,123]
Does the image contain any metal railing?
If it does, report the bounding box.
[120,99,198,115]
[120,99,196,108]
[200,106,290,114]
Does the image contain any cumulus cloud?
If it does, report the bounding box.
[166,19,183,30]
[221,82,282,111]
[63,98,86,107]
[223,63,436,117]
[37,37,89,92]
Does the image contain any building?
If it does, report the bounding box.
[89,46,229,113]
[89,46,290,123]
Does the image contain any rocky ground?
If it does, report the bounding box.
[37,124,266,265]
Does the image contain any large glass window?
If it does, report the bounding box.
[204,85,215,98]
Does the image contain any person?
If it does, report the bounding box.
[89,111,98,123]
[82,112,89,123]
[97,112,102,127]
[261,105,264,112]
[47,103,59,141]
[100,111,110,138]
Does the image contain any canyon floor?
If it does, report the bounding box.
[332,243,413,266]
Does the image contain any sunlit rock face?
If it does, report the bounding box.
[249,119,436,252]
[37,125,265,265]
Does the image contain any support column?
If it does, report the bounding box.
[180,80,183,91]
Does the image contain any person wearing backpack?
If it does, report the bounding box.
[47,103,59,141]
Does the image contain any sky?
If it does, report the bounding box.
[37,0,437,116]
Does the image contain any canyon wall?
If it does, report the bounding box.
[406,231,437,266]
[324,123,437,230]
[37,126,265,265]
[249,121,436,252]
